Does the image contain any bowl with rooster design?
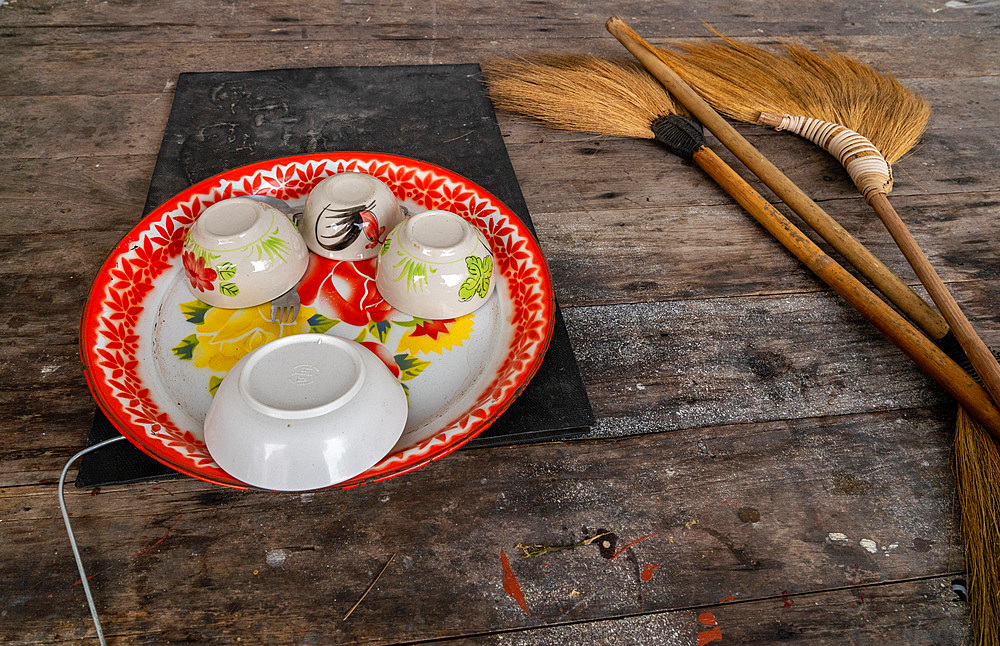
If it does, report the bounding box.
[302,171,405,261]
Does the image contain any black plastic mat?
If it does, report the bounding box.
[78,64,594,487]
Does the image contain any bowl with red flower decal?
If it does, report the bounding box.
[182,196,309,309]
[301,171,405,261]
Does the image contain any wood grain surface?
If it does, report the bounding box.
[1,0,997,643]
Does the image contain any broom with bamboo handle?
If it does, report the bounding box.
[604,19,1000,643]
[482,54,1000,439]
[484,56,947,344]
[604,22,956,343]
[651,32,1000,408]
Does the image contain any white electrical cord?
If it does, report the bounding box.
[58,435,127,646]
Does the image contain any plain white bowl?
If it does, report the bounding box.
[301,172,405,261]
[203,334,407,491]
[182,197,309,309]
[375,209,496,319]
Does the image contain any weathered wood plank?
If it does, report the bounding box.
[0,94,172,161]
[439,577,967,644]
[2,76,997,163]
[1,122,997,268]
[0,405,964,644]
[4,123,998,245]
[534,191,1000,308]
[563,293,981,437]
[5,276,999,486]
[0,155,151,237]
[1,34,997,97]
[2,0,995,39]
[4,162,996,335]
[4,186,997,319]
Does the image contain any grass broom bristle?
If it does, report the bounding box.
[656,31,930,163]
[482,55,679,140]
[955,407,1000,645]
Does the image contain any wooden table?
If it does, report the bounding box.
[2,2,997,643]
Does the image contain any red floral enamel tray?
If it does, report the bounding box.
[80,153,554,489]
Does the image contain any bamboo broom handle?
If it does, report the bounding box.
[869,192,1000,402]
[753,116,1000,403]
[605,17,950,342]
[686,145,1000,439]
[605,18,1000,436]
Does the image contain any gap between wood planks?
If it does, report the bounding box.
[552,277,981,309]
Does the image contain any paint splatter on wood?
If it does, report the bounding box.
[134,514,182,558]
[640,563,661,581]
[500,549,530,615]
[697,611,722,645]
[73,566,113,586]
[609,533,657,561]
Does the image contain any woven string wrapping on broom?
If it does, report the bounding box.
[759,112,893,201]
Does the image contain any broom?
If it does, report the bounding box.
[482,54,1000,437]
[651,30,1000,405]
[487,57,946,345]
[604,19,1000,644]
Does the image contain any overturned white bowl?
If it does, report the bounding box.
[302,172,405,261]
[375,209,495,320]
[182,196,309,309]
[203,334,407,491]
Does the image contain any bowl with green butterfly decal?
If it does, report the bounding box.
[182,196,309,309]
[375,209,495,320]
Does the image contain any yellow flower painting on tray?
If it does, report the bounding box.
[171,299,336,393]
[396,315,474,356]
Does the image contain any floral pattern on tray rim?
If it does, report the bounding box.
[80,153,554,489]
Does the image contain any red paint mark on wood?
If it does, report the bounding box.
[609,533,658,561]
[90,487,101,496]
[640,563,661,581]
[782,591,794,608]
[152,487,175,496]
[720,595,734,603]
[500,549,530,615]
[133,514,182,558]
[73,566,113,586]
[697,612,722,645]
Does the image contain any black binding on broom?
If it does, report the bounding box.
[650,114,705,159]
[938,331,1000,388]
